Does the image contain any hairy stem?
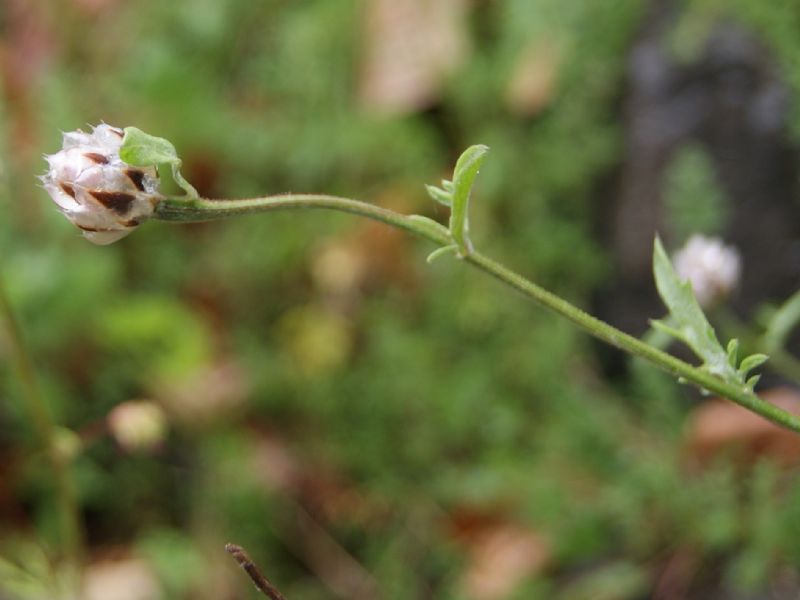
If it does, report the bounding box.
[0,276,85,571]
[155,194,451,244]
[155,195,800,433]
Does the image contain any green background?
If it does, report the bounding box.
[3,1,800,598]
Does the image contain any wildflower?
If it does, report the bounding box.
[673,234,741,307]
[41,124,161,244]
[108,400,168,453]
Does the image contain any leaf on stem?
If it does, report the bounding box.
[738,354,768,378]
[425,145,489,258]
[120,127,198,198]
[652,236,768,390]
[425,183,452,207]
[726,338,739,368]
[427,244,458,264]
[449,144,488,257]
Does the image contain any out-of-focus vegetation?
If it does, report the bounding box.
[4,1,800,598]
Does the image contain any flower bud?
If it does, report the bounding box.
[108,400,168,453]
[42,124,161,244]
[673,234,741,308]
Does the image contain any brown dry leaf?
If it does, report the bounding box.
[460,521,551,600]
[312,239,371,300]
[311,186,424,305]
[1,0,56,164]
[505,39,562,117]
[359,0,470,115]
[1,0,54,95]
[248,433,385,599]
[653,549,701,600]
[312,222,417,299]
[251,433,391,528]
[685,386,800,467]
[356,220,418,292]
[83,555,161,600]
[156,360,250,428]
[70,0,120,15]
[251,432,304,494]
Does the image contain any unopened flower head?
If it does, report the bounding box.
[42,124,161,245]
[673,234,741,307]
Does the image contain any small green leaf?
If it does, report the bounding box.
[425,184,452,207]
[726,338,739,368]
[650,319,686,343]
[449,145,489,257]
[652,236,735,379]
[121,127,198,198]
[738,353,769,376]
[746,374,761,390]
[407,214,448,234]
[120,127,180,166]
[442,180,454,193]
[426,245,458,264]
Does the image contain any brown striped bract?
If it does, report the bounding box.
[42,124,162,244]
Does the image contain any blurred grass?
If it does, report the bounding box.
[3,1,800,598]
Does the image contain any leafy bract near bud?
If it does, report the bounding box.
[41,124,162,245]
[652,236,767,392]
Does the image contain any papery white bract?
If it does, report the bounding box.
[42,124,162,244]
[673,234,741,308]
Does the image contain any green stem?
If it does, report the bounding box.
[155,194,451,244]
[155,194,800,433]
[0,277,85,572]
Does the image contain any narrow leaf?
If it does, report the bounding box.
[449,145,489,256]
[738,353,769,376]
[426,245,458,264]
[746,374,761,390]
[650,319,686,342]
[726,338,739,368]
[407,214,447,232]
[425,184,452,207]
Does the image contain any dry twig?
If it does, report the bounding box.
[225,543,287,600]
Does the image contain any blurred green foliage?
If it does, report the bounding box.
[3,1,800,598]
[664,144,728,243]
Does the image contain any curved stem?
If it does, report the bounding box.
[763,288,800,353]
[155,195,800,433]
[0,276,85,571]
[464,252,800,430]
[155,194,451,245]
